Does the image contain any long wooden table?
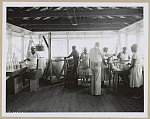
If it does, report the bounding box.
[6,67,42,94]
[107,68,144,95]
[107,67,125,95]
[6,67,27,94]
[6,67,27,77]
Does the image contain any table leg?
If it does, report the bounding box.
[115,73,119,95]
[107,70,111,94]
[118,75,120,86]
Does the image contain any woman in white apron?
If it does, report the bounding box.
[79,47,90,83]
[101,47,109,87]
[127,44,143,98]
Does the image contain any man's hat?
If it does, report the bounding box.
[123,47,127,50]
[72,45,76,49]
[31,46,36,49]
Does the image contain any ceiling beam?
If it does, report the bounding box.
[7,8,143,18]
[22,23,123,27]
[29,27,122,31]
[20,23,124,31]
[7,16,142,25]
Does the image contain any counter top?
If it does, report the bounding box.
[6,67,27,77]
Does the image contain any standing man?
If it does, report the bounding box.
[65,45,79,75]
[26,46,39,69]
[89,42,103,95]
[117,47,130,61]
[22,45,40,92]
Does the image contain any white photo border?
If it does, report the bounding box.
[2,2,149,118]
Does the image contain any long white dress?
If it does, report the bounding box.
[130,52,143,88]
[80,52,89,68]
[89,47,102,95]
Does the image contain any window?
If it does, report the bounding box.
[24,37,30,59]
[12,36,21,61]
[51,39,67,58]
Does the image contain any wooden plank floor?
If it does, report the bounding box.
[6,82,144,112]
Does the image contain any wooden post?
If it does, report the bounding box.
[8,25,12,54]
[118,31,121,52]
[101,31,103,47]
[84,31,86,48]
[26,32,33,56]
[21,30,24,61]
[42,36,49,49]
[136,23,140,45]
[67,32,69,55]
[48,32,52,81]
[125,28,128,48]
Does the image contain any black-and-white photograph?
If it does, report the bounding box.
[2,2,149,118]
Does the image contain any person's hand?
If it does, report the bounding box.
[26,58,30,61]
[124,68,130,73]
[127,63,131,65]
[19,61,23,64]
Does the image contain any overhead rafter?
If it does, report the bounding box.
[30,26,122,31]
[7,8,143,18]
[19,23,125,31]
[7,16,142,25]
[7,7,143,31]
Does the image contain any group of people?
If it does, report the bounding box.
[65,42,143,98]
[21,40,143,97]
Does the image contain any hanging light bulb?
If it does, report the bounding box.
[36,34,45,51]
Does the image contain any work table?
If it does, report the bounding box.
[6,67,42,94]
[6,67,27,77]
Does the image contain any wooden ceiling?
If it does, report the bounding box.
[7,7,143,31]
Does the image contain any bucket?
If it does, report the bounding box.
[52,57,64,75]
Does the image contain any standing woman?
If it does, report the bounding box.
[89,42,103,95]
[101,47,109,87]
[127,44,143,98]
[79,47,90,82]
[80,47,89,69]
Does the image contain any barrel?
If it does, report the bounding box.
[64,72,78,89]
